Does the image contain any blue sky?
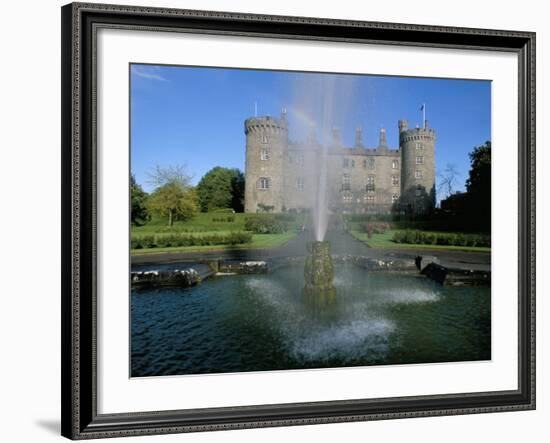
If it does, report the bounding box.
[130,64,491,200]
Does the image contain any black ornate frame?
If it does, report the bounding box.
[61,2,536,439]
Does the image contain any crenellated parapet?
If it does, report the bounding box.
[244,116,288,135]
[399,128,436,143]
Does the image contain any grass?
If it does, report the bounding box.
[131,213,303,255]
[131,233,297,255]
[349,229,491,253]
[132,213,249,236]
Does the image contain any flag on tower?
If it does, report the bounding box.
[420,103,426,128]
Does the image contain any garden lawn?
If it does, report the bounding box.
[349,229,491,252]
[132,213,249,236]
[131,232,297,255]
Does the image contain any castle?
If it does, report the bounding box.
[244,111,436,215]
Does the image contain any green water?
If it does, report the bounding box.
[131,264,490,377]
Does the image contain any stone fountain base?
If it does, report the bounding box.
[303,240,336,298]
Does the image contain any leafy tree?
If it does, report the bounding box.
[465,141,491,232]
[146,165,198,226]
[196,167,245,212]
[147,182,199,226]
[130,174,149,226]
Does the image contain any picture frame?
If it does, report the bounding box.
[61,2,536,439]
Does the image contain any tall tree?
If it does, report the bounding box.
[438,163,460,200]
[466,141,491,232]
[146,165,198,226]
[196,167,245,212]
[130,174,149,226]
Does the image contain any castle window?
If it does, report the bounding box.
[415,170,423,179]
[416,156,424,164]
[342,174,351,191]
[416,142,423,150]
[392,175,400,186]
[392,194,399,203]
[351,160,355,168]
[343,195,353,204]
[366,175,375,193]
[260,149,269,161]
[261,134,269,144]
[368,158,375,169]
[258,177,270,190]
[343,158,350,168]
[415,185,422,197]
[295,177,304,191]
[296,152,304,165]
[392,159,399,169]
[366,195,375,203]
[362,159,367,169]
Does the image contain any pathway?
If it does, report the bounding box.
[132,229,490,272]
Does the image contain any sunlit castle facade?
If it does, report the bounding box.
[244,111,436,214]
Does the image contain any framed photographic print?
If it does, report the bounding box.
[61,2,536,439]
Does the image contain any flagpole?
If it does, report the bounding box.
[423,103,426,129]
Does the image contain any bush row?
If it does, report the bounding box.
[392,230,491,248]
[131,231,252,249]
[211,215,235,223]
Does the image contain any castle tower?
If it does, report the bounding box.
[398,119,436,214]
[244,114,288,213]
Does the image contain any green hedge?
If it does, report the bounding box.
[392,230,491,248]
[211,215,235,223]
[131,231,252,249]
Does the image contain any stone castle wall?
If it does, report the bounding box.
[244,115,436,214]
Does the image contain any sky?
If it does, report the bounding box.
[130,64,491,201]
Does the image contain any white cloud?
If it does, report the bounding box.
[132,65,167,81]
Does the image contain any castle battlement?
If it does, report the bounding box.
[244,116,287,134]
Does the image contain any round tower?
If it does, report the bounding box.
[398,119,436,214]
[244,114,288,213]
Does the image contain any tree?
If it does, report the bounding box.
[130,174,149,225]
[148,182,199,226]
[196,167,245,212]
[437,164,460,200]
[465,141,491,232]
[146,165,199,226]
[147,164,192,189]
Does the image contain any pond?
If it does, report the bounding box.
[131,264,490,377]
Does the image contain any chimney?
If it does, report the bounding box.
[332,127,342,146]
[280,108,287,123]
[355,126,363,147]
[379,128,388,147]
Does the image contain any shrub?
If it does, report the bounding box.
[362,222,390,238]
[244,215,290,234]
[211,215,235,223]
[131,231,252,249]
[391,230,490,248]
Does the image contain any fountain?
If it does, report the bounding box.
[304,240,336,300]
